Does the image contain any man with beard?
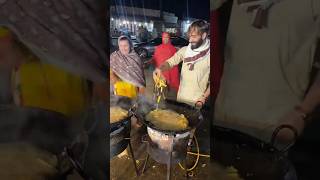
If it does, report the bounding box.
[153,20,210,107]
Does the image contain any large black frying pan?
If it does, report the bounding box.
[135,99,204,135]
[109,95,136,131]
[212,125,298,180]
[0,103,106,180]
[0,104,75,155]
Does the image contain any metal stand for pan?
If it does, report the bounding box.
[126,137,140,176]
[135,99,205,180]
[140,128,197,180]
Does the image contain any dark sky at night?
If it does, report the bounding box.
[110,0,210,21]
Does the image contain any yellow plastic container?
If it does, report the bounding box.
[114,81,138,98]
[13,61,89,117]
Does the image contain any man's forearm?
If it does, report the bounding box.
[203,86,210,99]
[300,72,320,115]
[159,62,171,72]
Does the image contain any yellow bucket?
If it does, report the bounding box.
[114,81,138,98]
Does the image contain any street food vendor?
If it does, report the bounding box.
[212,0,320,147]
[153,20,210,107]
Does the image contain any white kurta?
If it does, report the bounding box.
[166,46,210,106]
[214,0,320,142]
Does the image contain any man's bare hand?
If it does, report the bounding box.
[275,109,306,144]
[195,96,206,108]
[153,68,164,82]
